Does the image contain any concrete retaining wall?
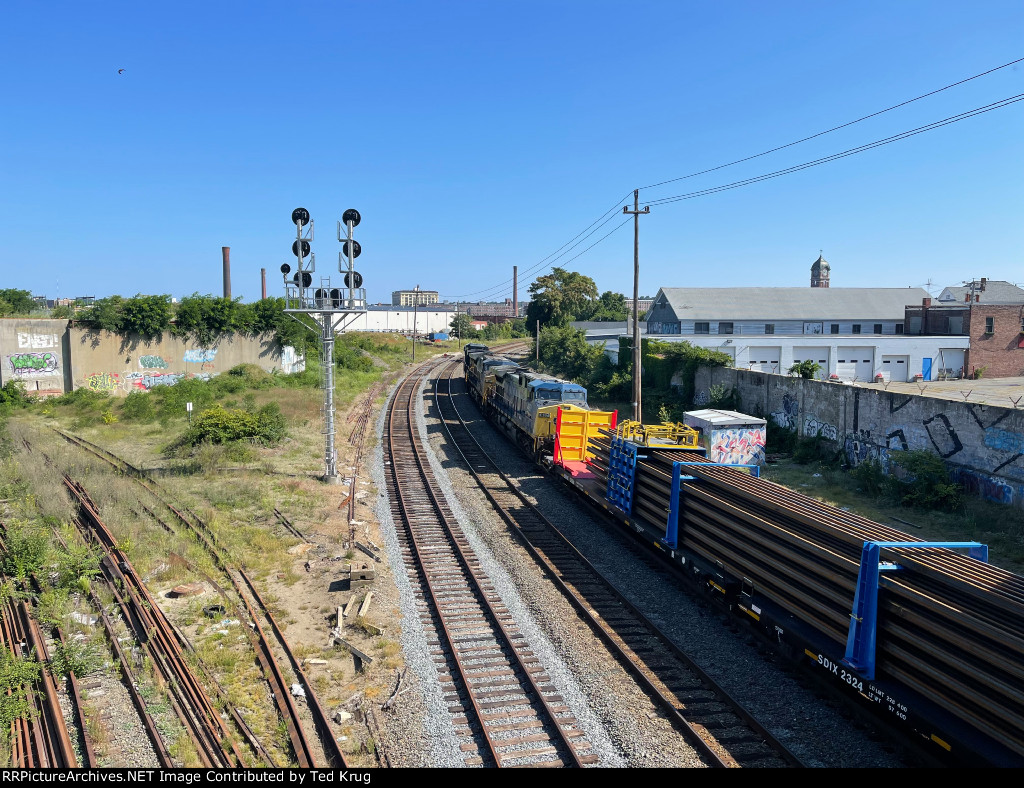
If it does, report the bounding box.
[692,366,1024,508]
[0,319,303,396]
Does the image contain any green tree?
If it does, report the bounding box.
[538,325,605,383]
[525,268,599,329]
[588,291,629,322]
[0,289,38,315]
[50,304,75,319]
[119,294,173,339]
[449,313,478,340]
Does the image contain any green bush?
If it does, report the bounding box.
[120,391,156,422]
[49,387,110,410]
[51,639,102,677]
[173,403,286,449]
[788,360,822,379]
[766,415,798,454]
[0,524,50,579]
[889,450,963,510]
[0,650,40,729]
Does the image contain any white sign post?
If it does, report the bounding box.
[186,401,193,427]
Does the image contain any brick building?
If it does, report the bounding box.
[904,281,1024,378]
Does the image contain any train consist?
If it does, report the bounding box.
[462,345,1024,767]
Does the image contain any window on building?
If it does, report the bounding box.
[895,323,904,335]
[719,322,734,334]
[694,322,710,334]
[830,324,839,334]
[852,324,862,334]
[985,316,994,334]
[873,324,883,334]
[764,323,774,334]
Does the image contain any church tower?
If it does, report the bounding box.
[810,252,830,288]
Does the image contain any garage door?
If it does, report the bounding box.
[747,346,782,374]
[792,346,830,378]
[881,355,909,382]
[836,347,874,381]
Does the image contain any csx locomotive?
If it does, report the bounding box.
[463,344,608,457]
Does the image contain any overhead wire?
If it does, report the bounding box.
[637,55,1024,191]
[644,93,1024,206]
[442,57,1024,302]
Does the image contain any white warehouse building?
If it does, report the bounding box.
[336,305,457,335]
[585,287,971,382]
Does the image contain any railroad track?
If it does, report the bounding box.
[433,360,805,768]
[46,430,347,768]
[0,592,80,768]
[384,360,597,767]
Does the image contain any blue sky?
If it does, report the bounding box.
[2,1,1022,305]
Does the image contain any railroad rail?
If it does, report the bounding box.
[384,360,596,767]
[584,435,1024,766]
[0,594,80,768]
[48,430,347,768]
[434,360,803,767]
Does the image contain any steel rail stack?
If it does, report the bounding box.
[434,360,803,768]
[583,433,1024,767]
[385,361,596,767]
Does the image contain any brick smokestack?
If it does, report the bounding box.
[513,265,518,318]
[261,268,267,300]
[222,247,231,300]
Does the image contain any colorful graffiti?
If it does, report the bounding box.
[183,348,217,363]
[139,355,169,369]
[985,427,1024,455]
[949,467,1018,506]
[708,427,766,466]
[8,352,59,376]
[17,332,59,349]
[280,346,303,374]
[85,372,120,391]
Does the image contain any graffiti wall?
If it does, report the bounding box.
[0,320,68,395]
[0,319,303,397]
[696,365,1024,508]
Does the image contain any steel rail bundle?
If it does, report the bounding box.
[0,598,79,767]
[585,435,1024,764]
[433,361,803,768]
[385,361,595,767]
[50,429,347,769]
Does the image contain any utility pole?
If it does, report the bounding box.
[456,301,461,349]
[536,319,540,363]
[412,284,420,362]
[623,189,650,424]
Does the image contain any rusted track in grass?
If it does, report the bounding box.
[49,429,346,768]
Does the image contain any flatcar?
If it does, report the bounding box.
[458,348,1024,767]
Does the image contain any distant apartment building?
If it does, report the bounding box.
[625,297,655,314]
[392,289,439,307]
[461,299,527,319]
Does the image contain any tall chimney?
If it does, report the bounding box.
[222,247,231,299]
[261,268,267,300]
[513,265,518,318]
[922,297,931,306]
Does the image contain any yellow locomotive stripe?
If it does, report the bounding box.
[930,734,951,751]
[804,649,818,660]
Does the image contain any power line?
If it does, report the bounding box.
[441,189,633,300]
[645,94,1024,206]
[638,55,1024,191]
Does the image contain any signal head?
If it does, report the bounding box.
[342,208,361,227]
[345,271,363,289]
[292,239,311,258]
[342,240,361,259]
[280,263,291,275]
[291,207,310,227]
